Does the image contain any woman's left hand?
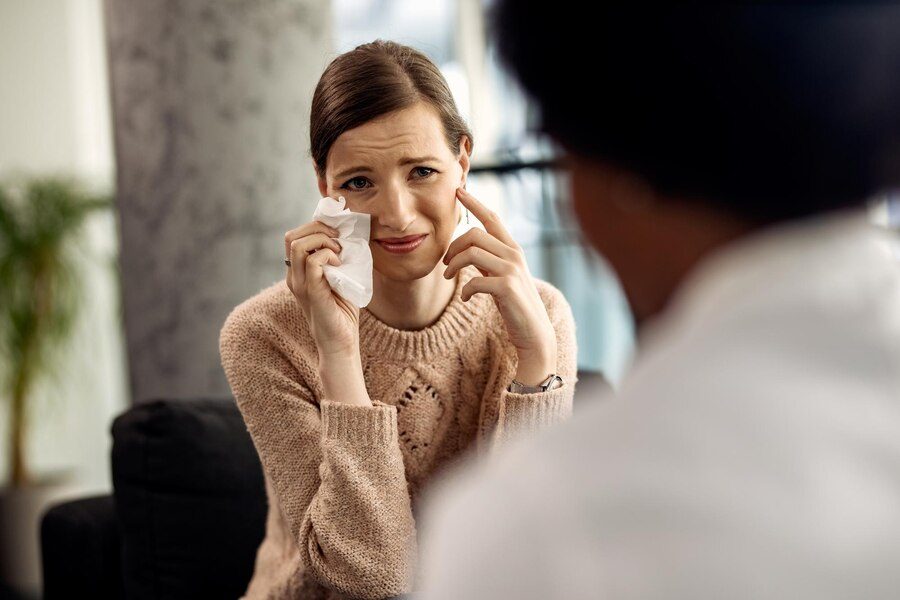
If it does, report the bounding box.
[442,186,557,383]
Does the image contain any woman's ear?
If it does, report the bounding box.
[457,134,471,185]
[314,161,328,198]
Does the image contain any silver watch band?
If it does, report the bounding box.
[507,374,563,394]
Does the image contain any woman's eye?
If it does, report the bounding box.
[339,168,436,192]
[340,177,370,191]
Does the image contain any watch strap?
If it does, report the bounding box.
[507,374,563,394]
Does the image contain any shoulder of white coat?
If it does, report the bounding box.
[418,417,573,594]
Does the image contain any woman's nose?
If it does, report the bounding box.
[375,186,417,231]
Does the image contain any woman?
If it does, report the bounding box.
[219,39,578,600]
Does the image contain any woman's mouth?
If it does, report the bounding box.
[376,234,427,254]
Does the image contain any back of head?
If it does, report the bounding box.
[489,2,900,223]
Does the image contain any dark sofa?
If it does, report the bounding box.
[41,397,267,599]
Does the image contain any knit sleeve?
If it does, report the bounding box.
[219,312,416,600]
[489,284,579,453]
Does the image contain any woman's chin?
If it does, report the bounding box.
[373,255,445,281]
[372,258,410,275]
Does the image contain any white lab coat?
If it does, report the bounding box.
[416,206,900,600]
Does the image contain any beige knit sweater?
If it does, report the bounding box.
[218,263,578,600]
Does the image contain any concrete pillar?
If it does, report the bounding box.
[104,0,333,402]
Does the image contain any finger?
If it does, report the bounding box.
[455,187,518,248]
[443,226,520,267]
[291,233,342,290]
[445,244,514,280]
[292,232,343,257]
[305,247,342,296]
[285,221,341,262]
[285,221,341,261]
[460,275,507,302]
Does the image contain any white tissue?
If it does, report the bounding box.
[311,195,373,308]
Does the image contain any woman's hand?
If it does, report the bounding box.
[284,219,360,359]
[442,187,558,385]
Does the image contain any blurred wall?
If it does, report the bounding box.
[0,0,125,496]
[104,0,333,404]
[0,0,113,182]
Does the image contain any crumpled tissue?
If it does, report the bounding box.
[311,194,373,308]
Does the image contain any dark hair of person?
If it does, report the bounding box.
[489,2,900,223]
[310,39,474,178]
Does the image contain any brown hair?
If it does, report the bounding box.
[310,39,474,178]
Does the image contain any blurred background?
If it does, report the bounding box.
[1,1,897,598]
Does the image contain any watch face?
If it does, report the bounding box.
[544,375,562,390]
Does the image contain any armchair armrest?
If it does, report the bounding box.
[41,493,124,599]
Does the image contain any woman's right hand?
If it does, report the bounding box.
[285,219,360,359]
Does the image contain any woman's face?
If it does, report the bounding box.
[316,102,471,282]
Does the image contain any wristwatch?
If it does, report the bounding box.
[507,373,563,394]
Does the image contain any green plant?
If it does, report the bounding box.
[0,176,112,487]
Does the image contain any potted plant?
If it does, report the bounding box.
[0,175,112,597]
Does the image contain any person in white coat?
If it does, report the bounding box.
[416,3,900,599]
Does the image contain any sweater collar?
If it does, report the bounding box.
[359,264,490,362]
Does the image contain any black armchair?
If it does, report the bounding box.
[41,397,267,599]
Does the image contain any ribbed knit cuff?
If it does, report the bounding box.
[496,381,573,439]
[320,399,398,445]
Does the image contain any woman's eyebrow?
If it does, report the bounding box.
[334,155,440,180]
